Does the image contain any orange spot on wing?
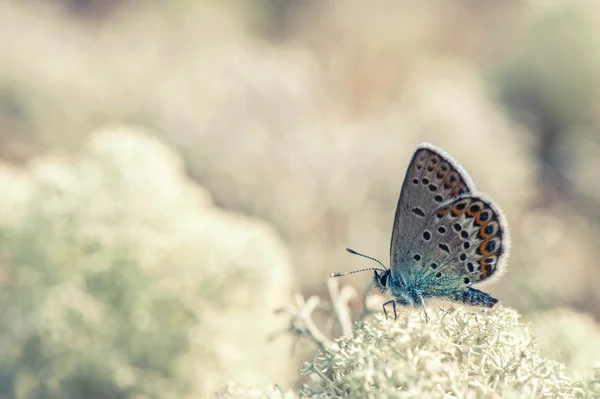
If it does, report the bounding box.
[474,212,491,226]
[478,257,495,279]
[436,208,450,218]
[478,225,492,240]
[478,239,498,257]
[451,185,467,197]
[465,208,479,219]
[478,258,489,278]
[450,205,465,217]
[444,175,458,188]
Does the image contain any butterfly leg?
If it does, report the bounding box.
[418,293,429,323]
[382,300,396,320]
[383,298,409,320]
[448,288,498,308]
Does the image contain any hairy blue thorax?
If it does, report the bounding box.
[373,270,422,306]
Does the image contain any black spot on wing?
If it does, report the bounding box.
[412,207,426,218]
[438,243,450,253]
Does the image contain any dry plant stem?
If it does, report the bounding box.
[274,281,357,351]
[274,292,334,351]
[297,294,334,350]
[326,278,355,337]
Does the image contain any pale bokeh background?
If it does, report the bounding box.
[2,0,600,397]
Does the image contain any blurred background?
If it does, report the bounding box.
[2,0,600,397]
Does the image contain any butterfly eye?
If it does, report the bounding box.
[380,273,389,287]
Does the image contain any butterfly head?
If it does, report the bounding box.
[331,248,390,289]
[379,270,421,305]
[373,269,391,293]
[333,248,424,307]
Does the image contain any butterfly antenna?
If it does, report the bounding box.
[329,248,388,277]
[346,248,388,270]
[330,267,385,277]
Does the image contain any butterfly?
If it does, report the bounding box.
[331,143,510,321]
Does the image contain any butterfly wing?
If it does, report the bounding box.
[427,194,510,289]
[390,143,509,297]
[390,143,475,267]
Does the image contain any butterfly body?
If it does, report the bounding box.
[336,143,510,318]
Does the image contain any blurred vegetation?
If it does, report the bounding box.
[0,128,293,398]
[2,0,600,397]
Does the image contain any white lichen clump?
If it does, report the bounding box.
[219,301,600,398]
